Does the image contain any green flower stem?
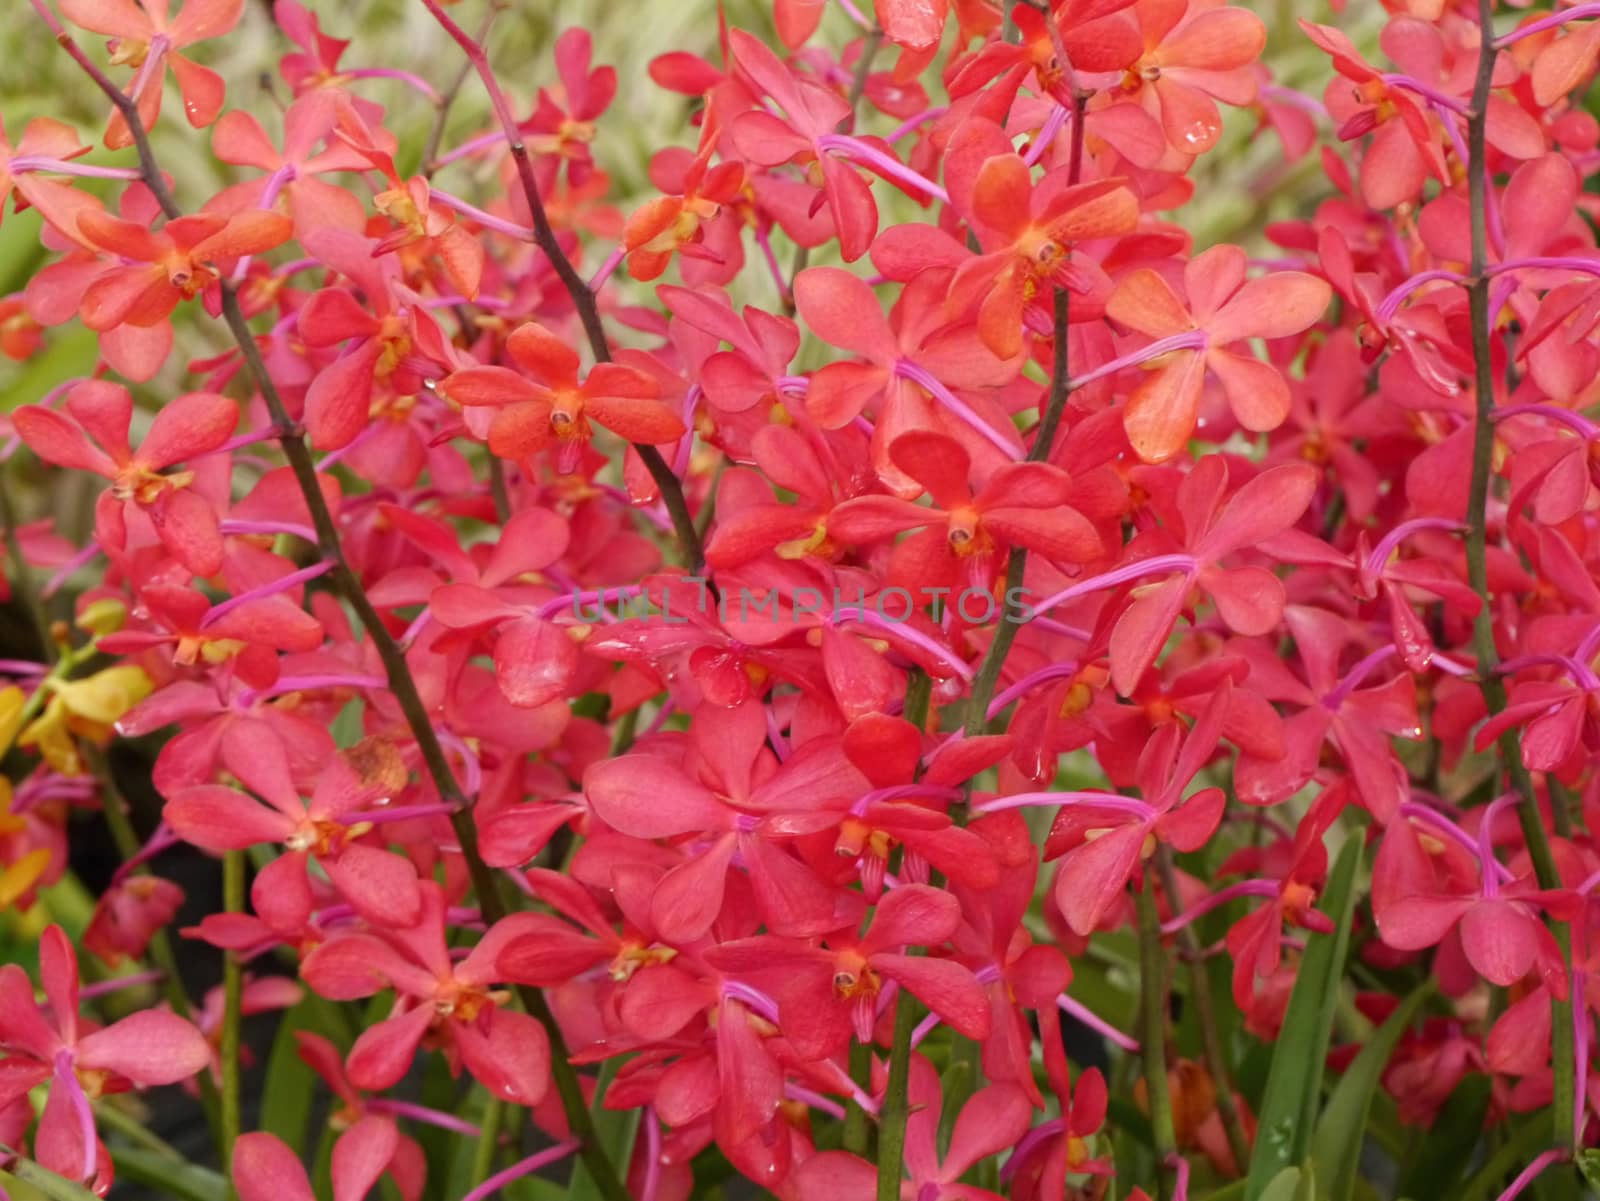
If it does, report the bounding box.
[1155,848,1249,1174]
[1463,0,1575,1155]
[220,849,245,1198]
[843,1040,874,1155]
[877,670,931,1201]
[1136,883,1179,1200]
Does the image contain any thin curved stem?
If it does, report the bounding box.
[416,0,705,575]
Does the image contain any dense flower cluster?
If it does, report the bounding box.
[2,0,1600,1199]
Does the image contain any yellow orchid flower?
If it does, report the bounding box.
[18,665,153,776]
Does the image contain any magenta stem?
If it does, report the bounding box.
[1496,3,1600,47]
[1363,516,1467,583]
[1381,74,1471,115]
[79,969,165,1001]
[1398,801,1515,882]
[1161,879,1280,935]
[1323,644,1399,710]
[343,67,442,102]
[1058,992,1141,1052]
[1068,330,1209,390]
[836,0,871,27]
[814,134,950,203]
[427,187,535,241]
[1375,270,1468,321]
[1492,256,1600,279]
[830,605,974,681]
[8,156,144,180]
[200,560,335,629]
[1492,404,1600,439]
[970,791,1156,818]
[109,823,179,886]
[343,802,459,826]
[1169,1153,1192,1201]
[1024,104,1069,166]
[460,1139,581,1201]
[219,517,319,541]
[987,661,1081,717]
[1491,1150,1569,1201]
[367,1098,481,1136]
[888,106,947,143]
[589,245,626,291]
[893,359,1021,460]
[43,541,101,598]
[1030,554,1197,616]
[213,428,289,456]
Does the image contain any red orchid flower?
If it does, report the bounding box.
[726,30,880,261]
[584,699,857,942]
[1216,785,1341,1014]
[58,204,290,381]
[386,504,580,710]
[1008,1005,1113,1199]
[708,883,992,1060]
[1116,0,1268,157]
[624,113,746,283]
[793,265,1024,492]
[1105,243,1331,462]
[336,108,485,300]
[0,117,101,240]
[442,320,684,469]
[0,926,210,1193]
[300,882,552,1105]
[828,429,1102,594]
[83,874,184,968]
[13,381,236,577]
[704,425,855,569]
[1299,19,1448,210]
[1373,800,1577,993]
[1231,606,1421,823]
[1037,687,1230,937]
[210,90,372,235]
[950,811,1073,1105]
[943,136,1140,360]
[272,0,353,96]
[62,0,244,148]
[947,0,1142,111]
[582,572,825,708]
[521,28,618,184]
[746,711,1005,901]
[1049,457,1318,695]
[659,284,802,422]
[97,580,325,689]
[232,1120,397,1201]
[793,1054,1030,1201]
[163,726,423,932]
[296,228,449,451]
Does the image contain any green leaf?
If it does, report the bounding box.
[1457,1113,1554,1201]
[107,1147,228,1201]
[0,1155,99,1201]
[1260,1164,1316,1201]
[1245,837,1363,1201]
[259,994,340,1154]
[1311,981,1430,1201]
[1396,1074,1491,1200]
[567,1058,640,1201]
